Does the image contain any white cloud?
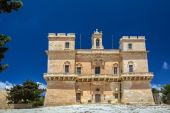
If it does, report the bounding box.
[162,61,169,70]
[152,84,162,91]
[0,81,46,90]
[0,81,14,90]
[36,82,47,89]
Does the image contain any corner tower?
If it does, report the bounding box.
[44,33,76,106]
[91,29,104,49]
[119,36,154,105]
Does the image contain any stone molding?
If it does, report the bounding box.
[44,72,153,82]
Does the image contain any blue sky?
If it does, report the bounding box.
[0,0,170,86]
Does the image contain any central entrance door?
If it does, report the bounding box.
[95,94,101,103]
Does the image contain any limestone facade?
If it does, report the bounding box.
[44,29,155,106]
[0,90,9,109]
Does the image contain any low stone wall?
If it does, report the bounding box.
[9,104,32,109]
[0,90,9,109]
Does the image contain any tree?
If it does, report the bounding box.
[6,85,23,104]
[161,84,170,104]
[152,88,159,94]
[22,80,43,104]
[0,0,22,13]
[6,80,44,105]
[0,0,22,72]
[0,34,11,72]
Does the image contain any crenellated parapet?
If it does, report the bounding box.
[48,33,75,38]
[120,36,145,40]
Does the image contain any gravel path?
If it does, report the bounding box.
[0,104,170,113]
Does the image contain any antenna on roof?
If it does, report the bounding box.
[112,35,114,49]
[80,33,81,49]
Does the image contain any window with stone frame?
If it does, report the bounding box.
[129,64,134,72]
[128,43,132,49]
[65,65,69,73]
[113,67,118,75]
[65,42,70,48]
[95,66,100,75]
[113,63,118,75]
[76,67,82,75]
[128,61,134,73]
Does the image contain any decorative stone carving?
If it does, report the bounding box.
[91,59,105,69]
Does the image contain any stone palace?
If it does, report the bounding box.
[44,29,154,106]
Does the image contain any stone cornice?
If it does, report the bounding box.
[120,51,148,54]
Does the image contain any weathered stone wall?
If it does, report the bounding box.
[103,62,119,75]
[120,36,146,51]
[76,82,119,104]
[121,81,154,105]
[121,53,149,73]
[121,41,146,51]
[48,33,75,51]
[0,90,9,109]
[76,62,92,75]
[49,40,75,50]
[44,81,76,106]
[78,61,120,75]
[48,60,75,73]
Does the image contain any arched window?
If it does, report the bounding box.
[96,39,100,48]
[128,61,134,73]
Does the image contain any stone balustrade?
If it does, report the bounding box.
[44,72,153,81]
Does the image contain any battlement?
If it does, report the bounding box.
[120,36,145,41]
[48,33,75,37]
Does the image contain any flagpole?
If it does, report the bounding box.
[112,35,113,49]
[80,34,81,49]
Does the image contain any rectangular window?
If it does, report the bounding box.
[76,93,81,102]
[128,43,132,49]
[95,67,100,75]
[129,65,133,72]
[115,93,118,99]
[65,42,70,48]
[65,65,69,73]
[76,67,81,75]
[113,67,118,75]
